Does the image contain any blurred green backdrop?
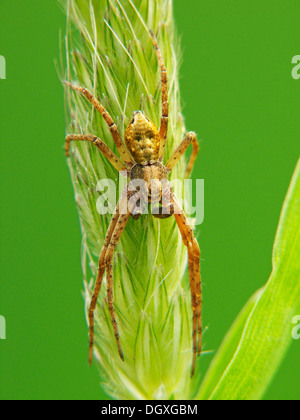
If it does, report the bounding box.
[0,0,299,400]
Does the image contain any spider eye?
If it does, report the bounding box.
[130,118,135,125]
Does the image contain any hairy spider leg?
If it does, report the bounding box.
[172,193,201,376]
[166,131,199,178]
[65,134,126,172]
[150,31,169,159]
[88,188,131,364]
[64,81,133,166]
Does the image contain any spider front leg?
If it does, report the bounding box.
[150,31,169,159]
[165,132,199,178]
[65,134,126,172]
[64,81,133,166]
[172,193,201,376]
[88,188,130,364]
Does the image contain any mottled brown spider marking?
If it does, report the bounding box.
[130,161,168,183]
[125,111,160,164]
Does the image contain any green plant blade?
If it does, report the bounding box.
[197,288,264,400]
[198,159,300,400]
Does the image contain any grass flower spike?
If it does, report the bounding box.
[62,0,201,400]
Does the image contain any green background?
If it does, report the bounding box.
[0,0,299,400]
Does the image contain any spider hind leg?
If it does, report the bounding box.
[172,193,202,376]
[88,189,130,364]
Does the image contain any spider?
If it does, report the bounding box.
[65,31,201,376]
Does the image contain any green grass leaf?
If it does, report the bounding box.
[198,159,300,400]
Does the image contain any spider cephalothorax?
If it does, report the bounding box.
[125,111,160,164]
[65,30,201,376]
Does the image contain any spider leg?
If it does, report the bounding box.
[104,199,131,360]
[165,132,199,178]
[172,193,201,376]
[152,182,174,219]
[88,188,128,364]
[64,81,133,166]
[152,207,173,219]
[187,242,197,375]
[150,31,169,159]
[65,134,126,172]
